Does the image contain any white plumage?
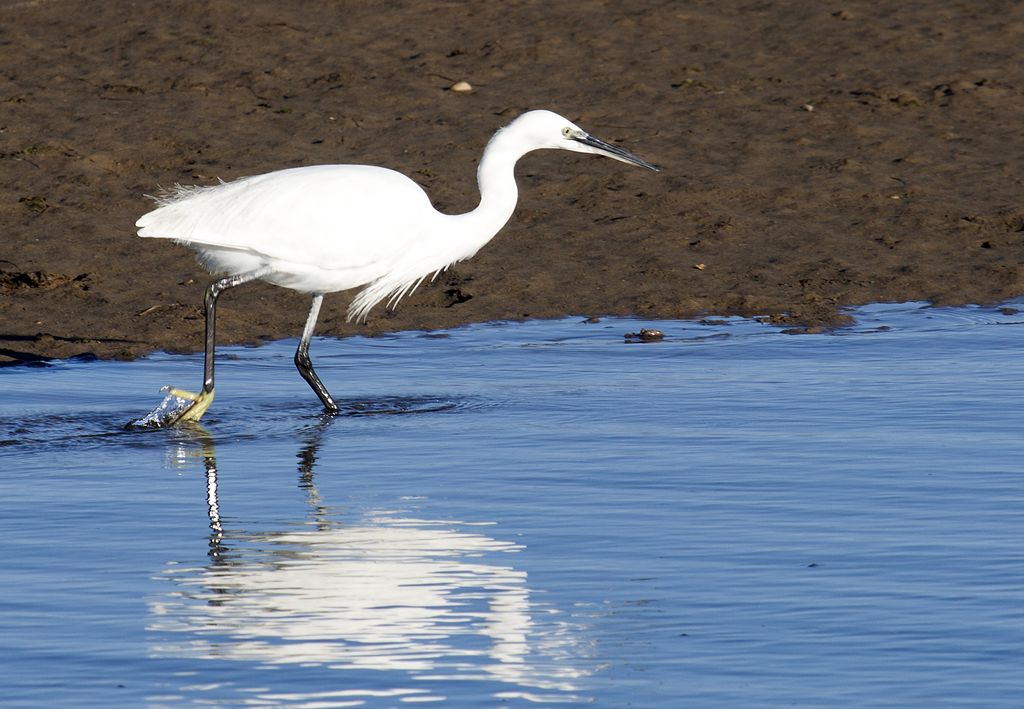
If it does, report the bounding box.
[138,165,454,320]
[136,109,657,424]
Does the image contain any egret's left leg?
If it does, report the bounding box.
[294,293,340,414]
[164,268,271,424]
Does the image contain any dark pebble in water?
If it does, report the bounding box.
[624,328,664,342]
[782,326,826,335]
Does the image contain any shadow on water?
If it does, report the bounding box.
[0,396,466,451]
[146,421,592,705]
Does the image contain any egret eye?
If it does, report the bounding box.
[562,126,573,138]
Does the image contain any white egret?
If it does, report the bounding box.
[137,109,658,424]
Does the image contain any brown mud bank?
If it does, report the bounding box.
[3,1,1023,365]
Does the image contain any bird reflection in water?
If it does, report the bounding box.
[149,423,590,703]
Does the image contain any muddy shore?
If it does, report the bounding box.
[3,1,1023,365]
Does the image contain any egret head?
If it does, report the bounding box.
[513,109,659,171]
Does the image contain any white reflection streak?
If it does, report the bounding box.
[149,432,587,695]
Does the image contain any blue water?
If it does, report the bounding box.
[1,302,1022,707]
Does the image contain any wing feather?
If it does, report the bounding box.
[136,165,433,272]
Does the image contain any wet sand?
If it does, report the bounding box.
[3,1,1023,364]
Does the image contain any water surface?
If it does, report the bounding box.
[1,302,1022,707]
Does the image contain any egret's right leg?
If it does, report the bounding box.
[294,293,340,414]
[165,268,271,424]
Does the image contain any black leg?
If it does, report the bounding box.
[200,269,270,395]
[163,267,270,424]
[294,293,340,413]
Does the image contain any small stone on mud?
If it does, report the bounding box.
[450,80,472,92]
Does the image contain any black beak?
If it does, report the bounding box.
[575,134,659,171]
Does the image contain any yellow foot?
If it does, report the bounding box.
[164,387,216,424]
[129,386,216,429]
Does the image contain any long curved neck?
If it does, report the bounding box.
[448,126,531,256]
